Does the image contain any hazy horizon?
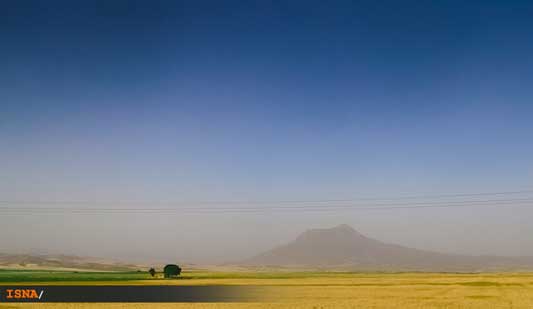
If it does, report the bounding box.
[2,1,533,264]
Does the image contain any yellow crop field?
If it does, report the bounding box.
[2,272,533,308]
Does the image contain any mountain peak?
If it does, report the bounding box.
[243,225,533,271]
[332,224,357,232]
[302,224,365,238]
[297,224,368,244]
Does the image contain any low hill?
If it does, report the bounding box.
[242,224,533,271]
[0,253,141,271]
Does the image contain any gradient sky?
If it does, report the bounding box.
[1,1,533,262]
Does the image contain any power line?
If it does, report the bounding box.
[1,197,532,211]
[0,198,532,215]
[1,189,533,206]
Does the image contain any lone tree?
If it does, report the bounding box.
[163,264,182,278]
[148,268,156,277]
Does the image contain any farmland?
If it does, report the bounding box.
[1,270,533,308]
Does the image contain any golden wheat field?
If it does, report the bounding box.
[2,272,533,308]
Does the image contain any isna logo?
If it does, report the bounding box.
[4,289,44,300]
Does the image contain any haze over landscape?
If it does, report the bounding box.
[2,0,533,267]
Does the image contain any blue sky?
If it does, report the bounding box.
[1,1,533,260]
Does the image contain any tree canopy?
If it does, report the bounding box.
[163,264,181,278]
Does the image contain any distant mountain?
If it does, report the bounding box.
[243,224,533,271]
[0,253,141,271]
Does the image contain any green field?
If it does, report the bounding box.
[0,269,151,282]
[2,269,533,308]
